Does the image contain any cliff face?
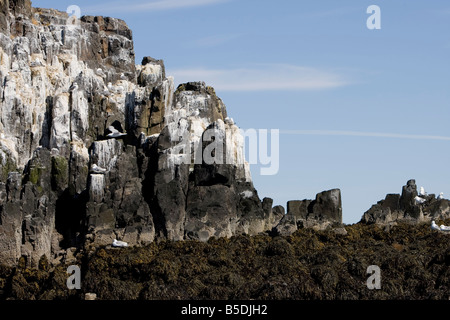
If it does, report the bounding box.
[3,1,445,271]
[0,0,282,268]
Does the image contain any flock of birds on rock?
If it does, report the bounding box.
[414,187,445,205]
[409,186,450,233]
[431,221,450,232]
[89,126,127,175]
[68,72,449,240]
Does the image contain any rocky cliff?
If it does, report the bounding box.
[2,1,447,274]
[0,0,326,269]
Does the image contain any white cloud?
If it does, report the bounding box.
[280,130,450,141]
[168,64,350,91]
[84,0,230,14]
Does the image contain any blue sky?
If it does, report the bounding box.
[36,0,450,224]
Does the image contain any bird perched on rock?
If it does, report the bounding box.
[102,86,110,96]
[191,109,200,117]
[414,196,426,205]
[90,164,107,174]
[112,239,128,247]
[120,73,127,80]
[107,126,127,139]
[96,68,106,78]
[439,224,450,232]
[419,186,427,197]
[437,192,444,200]
[115,85,124,94]
[30,58,43,67]
[69,82,78,92]
[431,221,440,231]
[224,117,235,125]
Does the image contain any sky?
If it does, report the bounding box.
[35,0,450,224]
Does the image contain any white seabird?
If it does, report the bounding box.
[90,164,107,174]
[30,58,43,67]
[439,224,450,232]
[191,109,200,117]
[431,221,441,231]
[116,85,124,94]
[112,239,128,247]
[107,126,127,139]
[419,186,427,196]
[414,196,426,205]
[224,117,235,125]
[437,192,444,200]
[69,82,78,92]
[102,87,110,96]
[107,82,113,91]
[120,73,127,80]
[96,68,106,78]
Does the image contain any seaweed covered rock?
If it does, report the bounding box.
[1,220,449,300]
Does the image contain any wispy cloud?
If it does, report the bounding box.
[169,64,350,91]
[281,130,450,141]
[194,34,242,47]
[84,0,230,14]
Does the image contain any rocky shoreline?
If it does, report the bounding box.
[0,1,449,300]
[1,219,449,300]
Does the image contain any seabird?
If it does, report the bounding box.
[437,192,444,200]
[96,68,106,78]
[90,164,107,174]
[191,109,200,117]
[414,196,426,205]
[431,221,440,231]
[102,86,110,96]
[69,82,78,92]
[107,126,127,139]
[439,224,450,231]
[224,117,234,125]
[116,85,124,94]
[419,186,427,197]
[120,73,127,80]
[112,239,128,247]
[30,58,43,67]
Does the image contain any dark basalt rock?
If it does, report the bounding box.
[275,189,343,235]
[0,0,417,275]
[360,180,450,226]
